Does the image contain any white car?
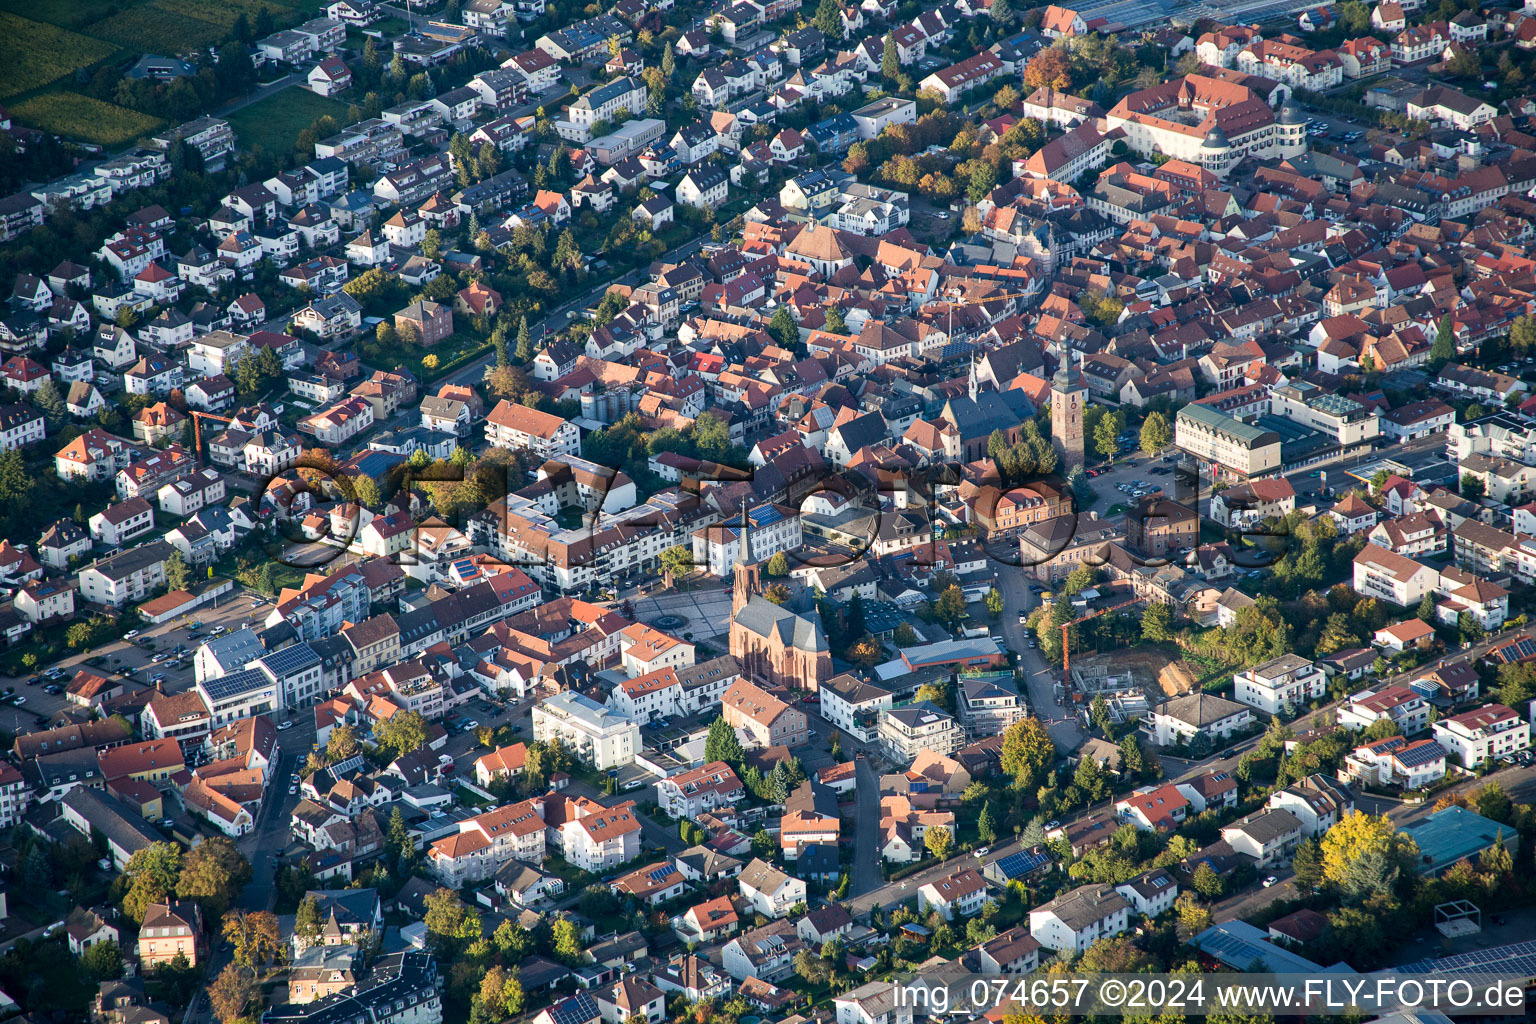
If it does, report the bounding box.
[277,720,295,731]
[124,630,140,639]
[1262,876,1279,888]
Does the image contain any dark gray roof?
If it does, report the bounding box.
[732,597,828,653]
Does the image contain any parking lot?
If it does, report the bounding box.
[0,587,276,737]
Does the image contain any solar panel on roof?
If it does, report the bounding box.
[200,667,272,701]
[648,866,673,884]
[993,849,1049,878]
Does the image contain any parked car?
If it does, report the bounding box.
[124,630,140,639]
[277,720,295,731]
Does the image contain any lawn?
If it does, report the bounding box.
[227,86,348,156]
[9,91,165,145]
[0,13,120,100]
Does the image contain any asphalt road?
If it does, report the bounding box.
[851,755,883,896]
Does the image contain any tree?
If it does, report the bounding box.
[122,842,183,923]
[1000,717,1055,791]
[327,723,360,763]
[813,0,842,36]
[1320,811,1418,903]
[373,710,429,758]
[925,824,953,860]
[848,636,882,667]
[661,42,676,81]
[984,586,1004,617]
[991,0,1016,26]
[1191,863,1223,900]
[424,888,482,956]
[295,894,323,945]
[1140,411,1171,456]
[765,551,789,576]
[1431,315,1456,364]
[769,305,799,350]
[516,315,534,362]
[977,802,996,844]
[552,918,584,964]
[893,623,918,646]
[34,377,64,418]
[1474,781,1512,822]
[794,948,832,985]
[164,550,190,593]
[178,836,251,918]
[933,584,967,628]
[824,306,847,334]
[1417,591,1436,623]
[223,910,284,970]
[1291,837,1324,892]
[1093,408,1123,460]
[208,964,257,1024]
[1338,0,1370,33]
[882,32,900,80]
[659,544,693,582]
[82,939,124,981]
[1024,48,1072,91]
[421,228,442,259]
[1141,601,1174,642]
[705,716,745,767]
[1175,893,1212,934]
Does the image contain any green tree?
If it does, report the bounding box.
[977,802,996,844]
[813,0,843,36]
[177,836,251,917]
[925,824,953,860]
[421,228,442,259]
[882,32,900,80]
[1320,811,1419,904]
[82,939,124,980]
[1093,409,1123,460]
[705,716,745,766]
[1141,602,1174,642]
[1337,0,1370,33]
[294,894,323,945]
[1140,411,1171,456]
[659,544,693,582]
[984,586,1004,617]
[1192,863,1223,900]
[770,305,799,350]
[164,550,190,593]
[552,918,584,964]
[373,710,430,758]
[1000,717,1055,791]
[1431,315,1456,364]
[1417,592,1436,623]
[122,842,183,923]
[516,315,534,362]
[893,623,918,646]
[34,377,64,418]
[1291,837,1324,891]
[991,0,1016,25]
[765,551,789,577]
[327,723,360,763]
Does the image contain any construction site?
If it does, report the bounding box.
[1062,648,1201,726]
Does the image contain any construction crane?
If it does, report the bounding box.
[1060,597,1141,695]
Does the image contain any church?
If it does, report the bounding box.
[729,562,833,693]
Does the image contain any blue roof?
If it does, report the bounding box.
[1400,806,1515,875]
[1192,921,1346,974]
[990,848,1050,879]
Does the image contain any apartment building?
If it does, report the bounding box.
[485,400,580,459]
[1337,685,1431,735]
[1232,654,1327,715]
[532,691,640,770]
[879,702,965,761]
[1174,403,1282,477]
[1432,704,1531,767]
[427,798,547,884]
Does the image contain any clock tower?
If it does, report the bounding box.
[1050,351,1085,473]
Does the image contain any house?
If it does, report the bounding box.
[138,900,203,968]
[1028,884,1131,952]
[655,761,744,818]
[1143,693,1254,747]
[1219,809,1304,867]
[1232,654,1327,715]
[917,868,988,921]
[1114,868,1179,918]
[738,858,806,918]
[1338,684,1431,735]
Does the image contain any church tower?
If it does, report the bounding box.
[1050,349,1085,472]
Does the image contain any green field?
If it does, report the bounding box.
[0,0,124,31]
[0,0,306,66]
[226,86,348,155]
[9,91,166,145]
[0,12,120,100]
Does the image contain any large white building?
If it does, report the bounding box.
[532,691,640,770]
[1268,381,1380,447]
[690,503,803,577]
[1232,654,1326,715]
[1105,73,1306,178]
[1175,403,1282,478]
[1353,544,1438,606]
[1432,704,1530,768]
